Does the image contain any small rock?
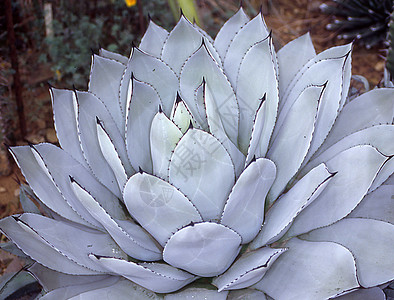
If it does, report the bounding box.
[0,187,6,193]
[374,61,385,72]
[46,128,58,143]
[14,188,20,197]
[26,134,45,144]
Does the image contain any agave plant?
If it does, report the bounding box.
[1,7,394,300]
[321,0,393,49]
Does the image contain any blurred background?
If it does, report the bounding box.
[0,0,393,294]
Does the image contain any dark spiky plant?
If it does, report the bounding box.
[387,7,394,79]
[321,0,393,49]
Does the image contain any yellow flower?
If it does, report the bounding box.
[55,69,62,81]
[125,0,137,7]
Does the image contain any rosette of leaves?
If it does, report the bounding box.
[1,8,394,299]
[320,0,393,49]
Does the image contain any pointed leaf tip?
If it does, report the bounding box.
[188,120,194,130]
[158,105,163,113]
[257,93,266,110]
[69,175,75,183]
[138,167,144,174]
[176,92,182,104]
[200,37,206,47]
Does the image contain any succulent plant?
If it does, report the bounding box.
[1,8,394,299]
[321,0,393,49]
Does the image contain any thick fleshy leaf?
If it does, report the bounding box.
[192,80,209,130]
[123,172,202,246]
[370,156,394,192]
[193,25,222,65]
[213,247,286,292]
[171,97,199,133]
[349,184,394,225]
[9,146,87,226]
[96,119,128,191]
[277,33,316,98]
[139,20,169,58]
[88,55,125,133]
[276,44,352,162]
[41,277,160,300]
[214,7,249,61]
[253,238,359,299]
[99,48,128,65]
[306,125,394,193]
[165,288,229,300]
[281,44,351,106]
[288,56,350,162]
[77,90,132,196]
[252,163,333,249]
[150,111,183,180]
[335,287,386,300]
[306,125,394,173]
[314,88,394,156]
[13,145,110,228]
[204,83,245,176]
[90,256,196,293]
[125,78,162,173]
[71,179,162,261]
[180,44,239,145]
[302,218,394,288]
[221,158,276,243]
[287,145,387,237]
[50,88,87,168]
[33,143,125,222]
[39,276,119,299]
[29,263,110,292]
[163,222,241,276]
[223,13,269,87]
[161,16,218,75]
[245,97,267,165]
[0,214,124,275]
[169,129,235,221]
[127,47,178,115]
[267,85,324,202]
[227,289,267,300]
[236,35,279,154]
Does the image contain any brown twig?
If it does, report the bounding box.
[4,0,27,139]
[137,0,146,35]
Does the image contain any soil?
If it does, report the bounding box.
[0,0,387,277]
